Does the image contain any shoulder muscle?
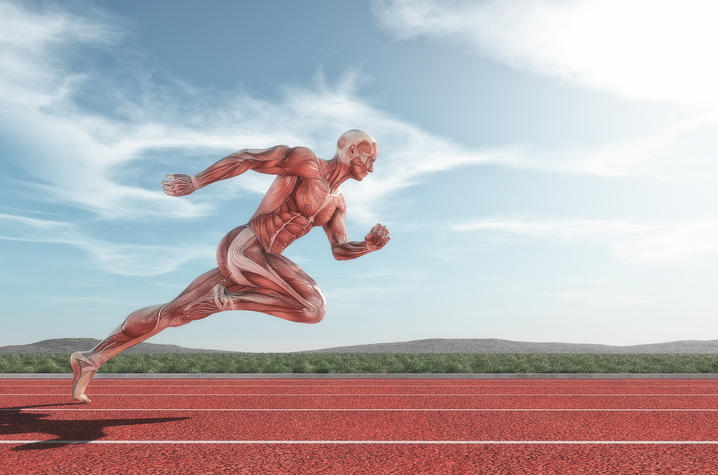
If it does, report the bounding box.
[283,147,320,178]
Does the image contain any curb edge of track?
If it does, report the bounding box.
[2,373,718,379]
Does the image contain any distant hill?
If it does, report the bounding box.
[307,338,718,354]
[0,338,234,354]
[3,337,718,354]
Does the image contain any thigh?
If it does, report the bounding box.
[219,226,323,309]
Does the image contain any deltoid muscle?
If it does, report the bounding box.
[70,129,390,403]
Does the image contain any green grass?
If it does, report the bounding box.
[2,353,718,373]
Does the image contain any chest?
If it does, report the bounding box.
[292,178,338,225]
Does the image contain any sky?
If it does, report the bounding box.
[1,0,718,351]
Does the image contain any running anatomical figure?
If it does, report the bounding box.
[71,129,390,402]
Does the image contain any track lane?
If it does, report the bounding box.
[8,378,718,384]
[2,378,718,472]
[1,444,717,474]
[4,394,718,409]
[6,385,718,394]
[2,411,718,442]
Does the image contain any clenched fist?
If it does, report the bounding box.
[365,223,391,251]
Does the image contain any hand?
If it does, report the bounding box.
[162,174,196,196]
[364,223,390,251]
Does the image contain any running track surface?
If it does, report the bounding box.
[2,378,718,473]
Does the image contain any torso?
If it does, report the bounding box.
[248,160,342,254]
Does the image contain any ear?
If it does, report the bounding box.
[348,144,356,156]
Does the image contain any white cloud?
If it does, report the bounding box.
[0,1,121,107]
[374,0,718,108]
[373,0,718,183]
[1,2,512,225]
[4,0,717,254]
[0,213,214,276]
[547,288,650,308]
[451,217,718,264]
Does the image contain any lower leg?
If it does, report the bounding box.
[71,304,168,403]
[72,270,228,403]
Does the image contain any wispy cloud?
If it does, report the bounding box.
[547,288,651,308]
[372,0,718,183]
[323,284,403,301]
[5,0,717,251]
[0,213,214,276]
[451,217,718,264]
[373,0,718,107]
[0,1,511,225]
[47,295,128,306]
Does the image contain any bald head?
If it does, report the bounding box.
[336,129,377,163]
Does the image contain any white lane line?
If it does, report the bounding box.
[5,379,718,389]
[6,384,718,388]
[2,440,718,445]
[4,393,718,396]
[7,408,718,412]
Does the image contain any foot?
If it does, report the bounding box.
[212,283,233,310]
[70,351,98,403]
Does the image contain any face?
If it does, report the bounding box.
[348,141,377,181]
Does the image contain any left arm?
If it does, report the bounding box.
[162,146,318,196]
[323,195,390,261]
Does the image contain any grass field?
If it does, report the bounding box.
[2,353,718,373]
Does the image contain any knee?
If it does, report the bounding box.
[299,293,326,324]
[121,305,164,337]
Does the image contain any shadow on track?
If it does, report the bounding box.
[0,402,190,451]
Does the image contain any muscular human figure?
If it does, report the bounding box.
[71,129,390,403]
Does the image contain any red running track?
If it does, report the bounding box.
[2,378,718,473]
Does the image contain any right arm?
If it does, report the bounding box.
[162,145,318,196]
[322,195,391,260]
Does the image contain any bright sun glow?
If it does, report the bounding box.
[381,0,718,108]
[514,0,718,106]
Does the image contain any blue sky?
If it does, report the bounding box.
[2,0,718,351]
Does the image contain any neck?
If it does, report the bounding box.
[324,155,352,191]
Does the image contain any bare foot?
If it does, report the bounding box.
[70,351,97,403]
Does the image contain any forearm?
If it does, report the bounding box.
[193,154,253,189]
[332,241,373,260]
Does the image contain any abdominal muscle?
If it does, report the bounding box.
[248,192,338,255]
[248,212,311,255]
